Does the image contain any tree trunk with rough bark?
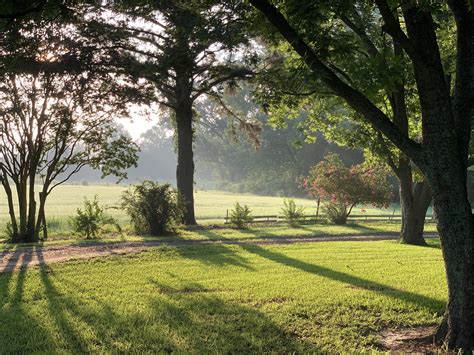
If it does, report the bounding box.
[176,103,197,225]
[398,168,431,245]
[175,70,197,225]
[429,160,474,350]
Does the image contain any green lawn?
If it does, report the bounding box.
[0,221,439,251]
[0,239,445,353]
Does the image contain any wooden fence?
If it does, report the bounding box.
[223,212,436,224]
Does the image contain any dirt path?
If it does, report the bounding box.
[0,232,438,273]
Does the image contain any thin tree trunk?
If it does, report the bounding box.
[35,191,47,240]
[16,179,28,242]
[1,179,19,241]
[26,174,37,242]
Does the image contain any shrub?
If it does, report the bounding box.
[281,199,305,226]
[4,221,17,241]
[322,201,351,225]
[303,153,392,224]
[229,202,253,229]
[121,181,184,236]
[71,196,120,239]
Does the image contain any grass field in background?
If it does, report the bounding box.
[0,184,407,226]
[0,239,445,353]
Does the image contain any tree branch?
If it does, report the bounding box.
[250,0,422,163]
[373,0,421,64]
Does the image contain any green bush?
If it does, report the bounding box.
[71,196,120,239]
[121,181,184,236]
[229,202,253,229]
[322,201,351,225]
[281,199,305,226]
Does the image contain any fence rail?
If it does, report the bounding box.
[223,212,435,224]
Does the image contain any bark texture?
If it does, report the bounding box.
[175,69,197,225]
[398,166,431,246]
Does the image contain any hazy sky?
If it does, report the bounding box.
[117,103,164,140]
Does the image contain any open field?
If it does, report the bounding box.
[0,238,445,353]
[0,184,417,228]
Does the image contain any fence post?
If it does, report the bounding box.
[316,198,320,221]
[225,209,229,224]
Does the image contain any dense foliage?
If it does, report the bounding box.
[304,154,391,224]
[84,0,257,224]
[121,181,184,236]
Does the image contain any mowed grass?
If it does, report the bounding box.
[0,240,445,353]
[0,222,439,251]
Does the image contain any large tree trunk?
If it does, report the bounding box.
[429,166,474,350]
[174,63,197,226]
[401,6,474,349]
[175,87,197,225]
[176,102,196,225]
[398,177,431,246]
[394,158,431,245]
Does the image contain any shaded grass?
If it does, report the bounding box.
[0,239,445,353]
[0,221,438,251]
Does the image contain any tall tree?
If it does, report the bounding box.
[252,2,442,245]
[249,0,474,350]
[85,0,255,224]
[0,21,140,243]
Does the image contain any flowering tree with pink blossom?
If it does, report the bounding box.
[304,154,392,224]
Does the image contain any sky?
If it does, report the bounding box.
[117,102,164,141]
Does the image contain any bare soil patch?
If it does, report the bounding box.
[378,326,448,354]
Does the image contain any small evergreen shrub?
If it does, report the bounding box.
[121,181,184,236]
[229,202,253,229]
[71,196,120,239]
[281,199,305,226]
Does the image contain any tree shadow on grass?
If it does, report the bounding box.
[173,243,255,270]
[0,248,59,353]
[4,248,312,353]
[172,228,255,269]
[240,244,445,313]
